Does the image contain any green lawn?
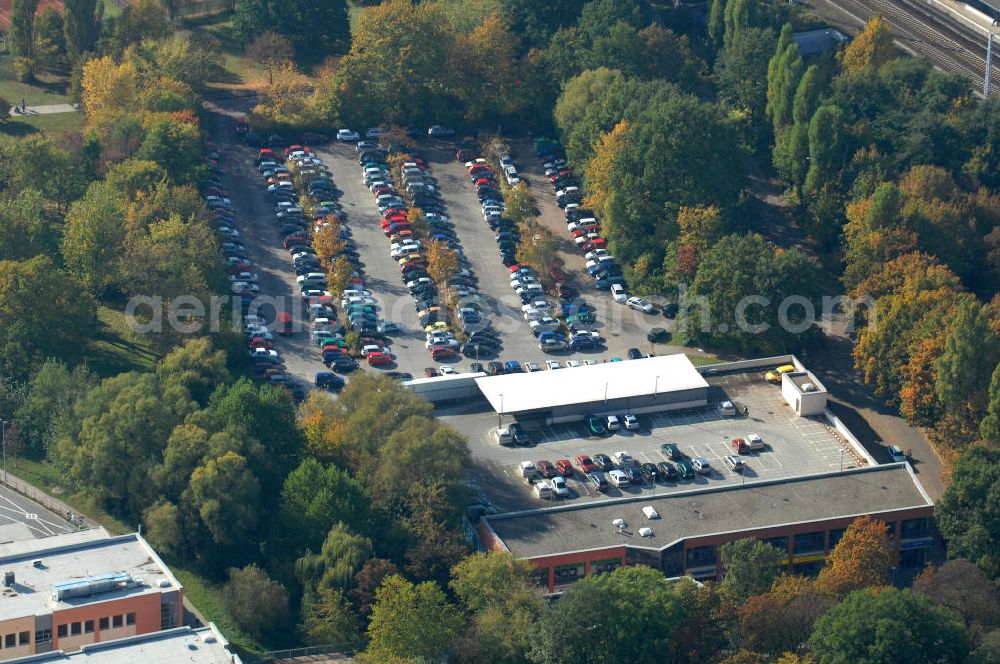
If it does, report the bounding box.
[86,306,163,378]
[1,110,83,137]
[0,56,71,106]
[169,563,267,658]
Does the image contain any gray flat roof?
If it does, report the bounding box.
[10,625,241,664]
[0,531,180,621]
[485,464,932,559]
[475,354,709,414]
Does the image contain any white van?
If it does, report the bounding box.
[391,245,422,259]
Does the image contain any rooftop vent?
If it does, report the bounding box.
[32,560,43,569]
[3,571,14,588]
[802,383,817,392]
[638,527,654,537]
[612,518,626,531]
[641,506,659,519]
[54,573,131,601]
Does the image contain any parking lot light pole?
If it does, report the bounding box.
[840,449,844,472]
[498,393,504,430]
[654,376,660,400]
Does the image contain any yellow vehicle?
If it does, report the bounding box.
[765,364,796,383]
[424,321,449,334]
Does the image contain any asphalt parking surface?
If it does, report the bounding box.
[316,137,712,380]
[438,369,859,512]
[0,485,77,539]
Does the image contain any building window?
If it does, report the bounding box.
[901,517,931,539]
[886,521,896,538]
[686,544,717,567]
[84,621,94,634]
[126,613,136,626]
[792,560,824,576]
[591,557,622,574]
[5,634,15,648]
[530,568,549,587]
[18,632,29,646]
[828,528,847,548]
[70,622,81,636]
[762,536,788,555]
[34,630,51,645]
[793,531,825,555]
[112,615,123,629]
[57,625,67,639]
[553,563,584,585]
[99,617,109,630]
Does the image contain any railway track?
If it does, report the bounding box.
[807,0,1000,95]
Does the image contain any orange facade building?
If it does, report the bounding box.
[0,529,182,660]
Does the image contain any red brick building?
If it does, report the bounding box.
[479,464,935,593]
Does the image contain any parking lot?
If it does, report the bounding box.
[315,137,709,380]
[439,370,859,512]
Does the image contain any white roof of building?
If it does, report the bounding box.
[475,354,709,414]
[0,531,180,622]
[9,625,241,664]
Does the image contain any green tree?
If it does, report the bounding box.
[223,564,291,640]
[714,27,777,130]
[276,459,371,557]
[554,67,623,139]
[0,189,57,262]
[708,0,727,50]
[0,256,95,379]
[804,105,847,197]
[719,538,784,601]
[10,0,39,80]
[936,445,1000,577]
[62,0,102,62]
[185,451,261,547]
[34,6,66,71]
[295,523,373,597]
[136,118,205,185]
[14,360,91,454]
[766,27,804,137]
[235,0,350,63]
[450,551,544,664]
[935,300,997,414]
[142,499,184,557]
[300,587,359,646]
[116,0,170,48]
[979,364,1000,442]
[403,480,470,586]
[722,0,759,47]
[365,575,463,662]
[61,182,128,293]
[531,566,688,664]
[810,587,970,664]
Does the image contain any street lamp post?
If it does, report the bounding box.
[604,382,608,406]
[0,420,7,485]
[654,376,660,400]
[498,393,504,430]
[840,448,844,472]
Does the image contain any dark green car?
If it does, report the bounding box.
[585,414,608,436]
[661,442,682,460]
[675,459,695,479]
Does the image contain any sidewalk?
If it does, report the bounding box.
[9,103,78,116]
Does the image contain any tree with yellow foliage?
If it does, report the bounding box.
[817,515,892,597]
[313,220,346,269]
[426,240,458,286]
[81,56,139,121]
[840,15,895,73]
[584,120,629,214]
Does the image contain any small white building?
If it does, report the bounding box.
[781,368,828,416]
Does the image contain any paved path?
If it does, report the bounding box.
[9,103,77,116]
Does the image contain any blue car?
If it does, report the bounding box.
[504,360,522,373]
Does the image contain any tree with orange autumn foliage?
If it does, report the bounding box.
[899,335,945,426]
[313,219,346,269]
[817,516,892,597]
[583,120,629,214]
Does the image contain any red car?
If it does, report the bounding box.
[554,459,574,477]
[367,351,392,366]
[732,438,750,454]
[536,460,558,479]
[575,455,597,472]
[431,347,457,360]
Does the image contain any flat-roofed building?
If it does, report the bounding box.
[0,529,183,660]
[479,464,935,592]
[7,624,241,663]
[475,354,710,424]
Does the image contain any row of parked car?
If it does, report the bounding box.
[525,441,748,500]
[351,137,503,363]
[207,143,308,397]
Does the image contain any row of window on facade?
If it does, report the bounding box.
[551,557,623,585]
[686,517,933,567]
[54,613,136,641]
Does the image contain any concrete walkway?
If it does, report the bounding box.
[9,103,77,116]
